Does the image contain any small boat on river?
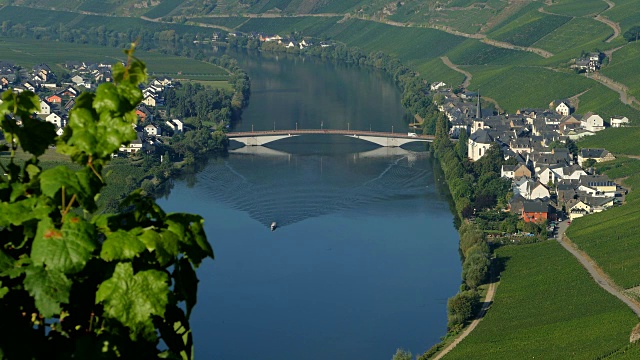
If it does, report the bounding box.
[271,222,277,231]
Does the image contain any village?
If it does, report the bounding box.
[0,60,182,156]
[431,72,629,231]
[0,49,629,231]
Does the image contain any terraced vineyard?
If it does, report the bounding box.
[546,0,609,17]
[577,128,640,156]
[443,241,639,360]
[603,43,640,99]
[567,161,640,289]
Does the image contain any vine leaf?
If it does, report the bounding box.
[0,281,7,299]
[0,198,47,227]
[0,248,14,273]
[173,258,198,317]
[139,230,180,267]
[31,216,98,274]
[96,263,169,340]
[166,214,213,267]
[23,266,72,318]
[100,229,146,261]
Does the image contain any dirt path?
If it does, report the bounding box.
[431,25,554,58]
[433,272,498,360]
[595,13,621,43]
[589,72,640,109]
[481,96,504,114]
[440,56,472,89]
[594,0,620,42]
[557,220,640,318]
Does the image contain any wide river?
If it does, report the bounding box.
[157,50,461,359]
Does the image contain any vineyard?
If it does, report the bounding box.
[532,17,612,55]
[566,164,640,289]
[488,11,571,47]
[143,0,184,19]
[602,43,640,100]
[546,0,609,18]
[577,128,640,156]
[444,241,638,359]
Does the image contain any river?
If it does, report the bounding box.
[156,50,461,359]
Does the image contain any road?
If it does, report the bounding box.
[556,220,640,317]
[440,56,472,89]
[433,265,498,360]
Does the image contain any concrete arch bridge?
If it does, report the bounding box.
[226,129,434,147]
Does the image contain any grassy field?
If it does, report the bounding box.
[414,57,466,88]
[237,16,342,36]
[318,19,466,65]
[546,0,609,17]
[143,0,184,19]
[445,39,540,66]
[0,38,228,80]
[464,65,592,112]
[443,241,639,360]
[603,0,640,33]
[489,11,571,47]
[190,16,249,29]
[533,17,613,55]
[577,127,640,155]
[566,161,640,290]
[602,43,640,99]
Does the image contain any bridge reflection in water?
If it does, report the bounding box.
[193,143,442,229]
[227,129,434,147]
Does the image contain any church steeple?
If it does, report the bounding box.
[476,90,481,119]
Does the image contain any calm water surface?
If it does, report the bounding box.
[157,51,460,359]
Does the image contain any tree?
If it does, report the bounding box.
[0,48,212,358]
[392,348,413,360]
[447,290,480,328]
[582,158,597,169]
[623,26,640,42]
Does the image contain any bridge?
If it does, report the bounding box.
[226,129,434,147]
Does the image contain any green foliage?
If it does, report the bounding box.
[623,26,640,42]
[567,169,640,289]
[578,127,640,155]
[488,11,571,47]
[602,42,640,100]
[546,0,608,17]
[0,50,212,358]
[447,290,480,328]
[144,0,184,19]
[392,348,413,360]
[444,241,638,359]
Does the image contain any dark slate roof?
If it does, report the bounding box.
[523,200,551,213]
[580,148,607,158]
[469,129,493,144]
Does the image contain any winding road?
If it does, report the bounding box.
[440,56,472,89]
[556,220,640,317]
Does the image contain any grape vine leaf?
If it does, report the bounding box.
[138,230,180,266]
[96,262,169,340]
[173,257,198,317]
[23,266,72,318]
[100,229,146,261]
[31,215,98,274]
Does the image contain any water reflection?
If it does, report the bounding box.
[192,139,436,228]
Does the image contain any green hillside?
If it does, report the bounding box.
[443,241,638,360]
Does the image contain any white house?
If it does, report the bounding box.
[610,116,629,128]
[430,82,447,91]
[119,133,143,153]
[165,119,183,133]
[45,113,63,128]
[144,124,161,136]
[38,100,51,115]
[467,129,493,161]
[555,102,570,116]
[142,94,157,107]
[581,112,605,132]
[530,182,551,200]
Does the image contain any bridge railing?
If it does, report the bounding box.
[226,129,434,140]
